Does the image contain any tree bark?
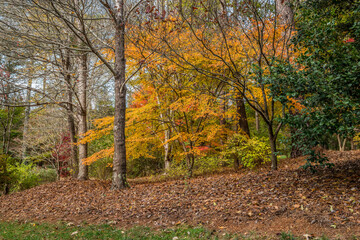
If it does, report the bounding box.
[220,90,228,144]
[336,134,346,152]
[276,0,294,25]
[164,128,171,170]
[234,95,250,170]
[350,138,355,150]
[186,152,195,178]
[21,79,32,162]
[268,125,278,170]
[112,0,128,189]
[178,0,183,15]
[77,52,88,180]
[255,111,260,132]
[64,49,78,178]
[236,97,250,138]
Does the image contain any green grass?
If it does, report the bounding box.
[1,222,221,240]
[0,222,346,240]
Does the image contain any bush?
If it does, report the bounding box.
[1,155,58,195]
[0,155,12,195]
[165,160,188,178]
[222,134,271,169]
[36,168,58,183]
[128,156,164,178]
[165,155,231,178]
[8,163,40,192]
[89,157,113,180]
[193,155,231,175]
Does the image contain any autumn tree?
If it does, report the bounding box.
[144,0,295,170]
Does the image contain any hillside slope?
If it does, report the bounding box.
[1,151,360,238]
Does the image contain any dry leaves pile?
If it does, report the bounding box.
[1,150,359,237]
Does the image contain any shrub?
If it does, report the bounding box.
[222,134,271,169]
[0,155,12,195]
[165,155,231,178]
[193,155,231,175]
[89,157,113,180]
[128,156,164,178]
[36,168,58,183]
[8,163,40,192]
[165,160,188,178]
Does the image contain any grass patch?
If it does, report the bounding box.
[0,222,344,240]
[1,222,219,240]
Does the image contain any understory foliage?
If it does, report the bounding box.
[0,154,57,195]
[222,134,271,169]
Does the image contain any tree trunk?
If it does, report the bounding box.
[350,138,355,150]
[219,90,228,144]
[164,129,171,170]
[233,154,240,171]
[336,134,346,152]
[234,96,250,170]
[67,97,78,178]
[236,97,250,138]
[112,2,128,189]
[21,79,32,162]
[186,153,195,178]
[77,52,88,180]
[233,0,238,21]
[178,0,183,15]
[276,0,294,25]
[4,107,15,155]
[64,65,78,177]
[268,125,278,170]
[63,47,78,177]
[255,111,260,132]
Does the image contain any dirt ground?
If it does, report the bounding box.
[1,150,360,238]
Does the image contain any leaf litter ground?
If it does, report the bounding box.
[1,150,360,238]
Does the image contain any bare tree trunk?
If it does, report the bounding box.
[2,84,11,154]
[236,97,250,137]
[233,0,238,21]
[112,0,128,189]
[186,152,195,178]
[4,107,15,155]
[21,79,32,162]
[77,52,88,180]
[276,0,294,25]
[64,50,78,178]
[155,93,172,171]
[233,95,250,170]
[255,111,260,132]
[178,0,183,15]
[336,134,346,152]
[219,90,228,144]
[164,128,171,170]
[67,91,78,177]
[350,138,355,150]
[268,125,278,170]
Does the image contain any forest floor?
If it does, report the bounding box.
[1,150,360,239]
